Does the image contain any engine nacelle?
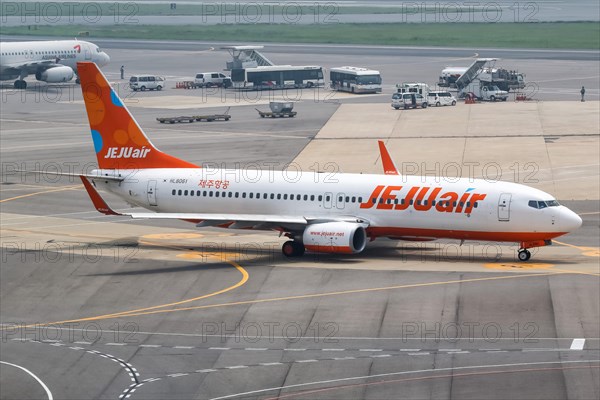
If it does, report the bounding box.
[302,222,367,254]
[36,66,74,83]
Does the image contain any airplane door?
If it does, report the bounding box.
[323,192,332,209]
[84,44,92,60]
[147,180,158,206]
[336,193,346,210]
[498,193,511,221]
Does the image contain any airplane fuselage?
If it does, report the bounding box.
[93,168,581,244]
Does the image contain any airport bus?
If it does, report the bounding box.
[330,66,382,94]
[231,65,324,90]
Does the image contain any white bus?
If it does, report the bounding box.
[230,65,324,90]
[330,66,382,94]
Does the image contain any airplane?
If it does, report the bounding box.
[69,62,581,261]
[0,39,110,89]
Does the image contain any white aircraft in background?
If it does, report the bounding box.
[0,39,110,89]
[69,62,580,261]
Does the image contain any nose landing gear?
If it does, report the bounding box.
[517,249,531,261]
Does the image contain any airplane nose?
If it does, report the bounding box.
[562,208,583,232]
[102,52,110,65]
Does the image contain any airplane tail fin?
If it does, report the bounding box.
[77,62,198,169]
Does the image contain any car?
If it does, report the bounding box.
[129,75,165,91]
[392,92,428,109]
[427,91,457,106]
[194,72,232,88]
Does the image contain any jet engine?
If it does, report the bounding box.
[36,66,75,83]
[302,222,367,254]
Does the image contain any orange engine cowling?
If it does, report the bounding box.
[303,222,367,254]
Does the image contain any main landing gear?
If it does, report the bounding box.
[282,240,305,258]
[14,79,27,89]
[518,249,531,261]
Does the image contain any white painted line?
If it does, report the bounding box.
[139,344,161,348]
[400,349,420,352]
[69,347,84,350]
[196,369,217,373]
[106,343,126,346]
[297,359,318,363]
[10,338,30,342]
[260,362,283,366]
[209,347,231,351]
[439,349,461,352]
[488,350,508,353]
[333,357,355,360]
[173,346,194,349]
[0,361,53,400]
[480,348,501,351]
[451,351,470,354]
[322,348,345,351]
[285,348,306,352]
[74,341,92,345]
[359,349,382,352]
[570,339,585,350]
[227,365,248,369]
[244,348,267,351]
[168,373,189,378]
[408,352,431,356]
[372,354,391,358]
[42,340,61,343]
[143,378,162,382]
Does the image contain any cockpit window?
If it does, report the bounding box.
[96,47,101,53]
[528,200,560,209]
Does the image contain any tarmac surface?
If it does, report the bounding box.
[1,41,599,399]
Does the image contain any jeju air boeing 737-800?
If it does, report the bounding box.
[71,62,581,261]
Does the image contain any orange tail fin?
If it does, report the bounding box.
[77,62,198,169]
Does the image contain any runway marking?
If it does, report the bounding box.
[554,240,600,259]
[209,360,600,400]
[63,271,563,321]
[570,339,585,350]
[0,361,54,400]
[484,262,554,271]
[0,185,81,203]
[25,247,249,328]
[578,211,600,216]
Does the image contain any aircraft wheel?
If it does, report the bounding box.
[282,241,304,257]
[518,249,531,261]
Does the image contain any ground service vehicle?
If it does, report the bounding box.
[129,75,165,91]
[461,81,509,101]
[392,92,428,109]
[231,65,323,90]
[68,62,582,262]
[428,91,457,106]
[194,72,232,88]
[330,66,382,93]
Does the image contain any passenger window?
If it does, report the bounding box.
[242,193,247,198]
[290,194,294,200]
[228,192,233,198]
[209,191,213,197]
[318,195,322,201]
[203,191,207,196]
[190,191,194,196]
[178,190,182,195]
[235,192,239,198]
[172,189,176,195]
[358,197,363,203]
[270,194,275,199]
[277,194,281,200]
[283,194,288,200]
[310,195,315,201]
[215,192,220,197]
[249,193,253,199]
[326,195,331,201]
[304,195,308,201]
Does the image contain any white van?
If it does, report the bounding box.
[129,75,165,91]
[427,91,457,106]
[194,72,232,88]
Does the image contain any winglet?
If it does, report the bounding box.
[377,140,399,175]
[79,176,121,216]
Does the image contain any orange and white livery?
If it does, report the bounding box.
[75,62,581,261]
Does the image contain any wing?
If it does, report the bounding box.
[79,176,369,232]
